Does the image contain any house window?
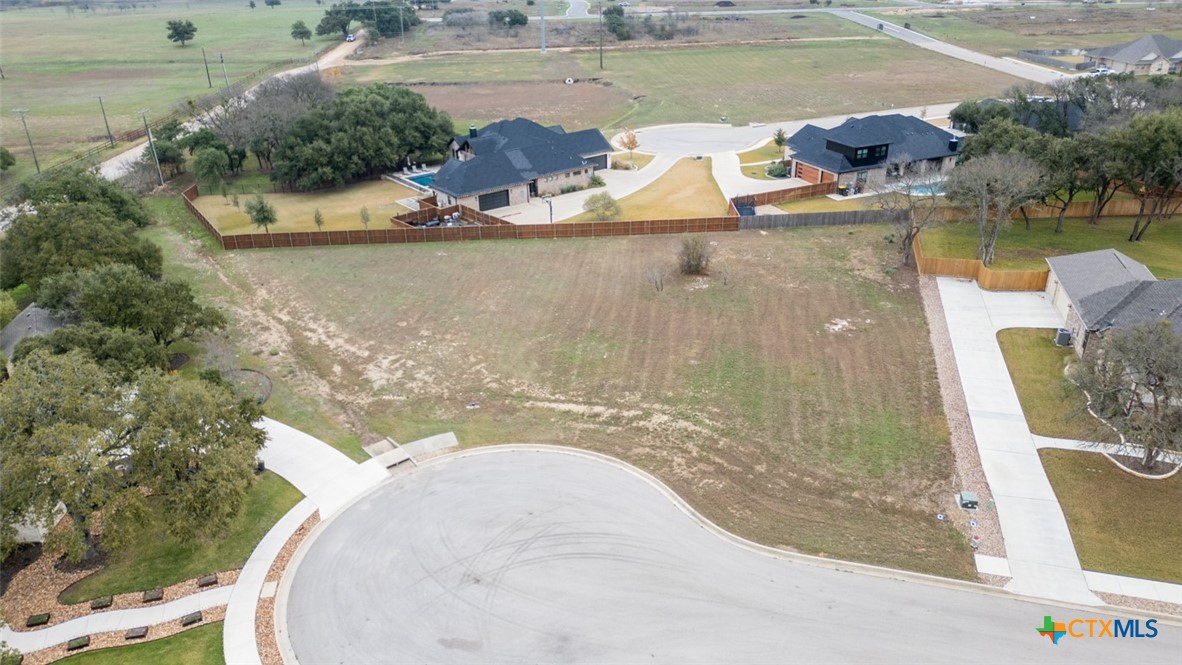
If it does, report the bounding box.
[874,146,887,158]
[855,148,868,160]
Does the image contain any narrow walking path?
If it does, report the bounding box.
[936,277,1100,606]
[0,586,232,653]
[1032,435,1182,467]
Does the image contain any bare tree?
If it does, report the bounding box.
[645,265,665,292]
[1071,321,1182,470]
[620,128,640,168]
[943,154,1043,266]
[870,153,945,266]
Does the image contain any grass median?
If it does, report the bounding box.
[56,622,224,665]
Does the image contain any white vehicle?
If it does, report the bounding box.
[346,33,356,42]
[1088,67,1113,76]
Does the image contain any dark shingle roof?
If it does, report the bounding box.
[437,119,612,198]
[786,114,960,174]
[1048,249,1180,334]
[1,305,64,359]
[1087,35,1182,65]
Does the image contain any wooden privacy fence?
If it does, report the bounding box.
[733,181,836,207]
[740,209,904,230]
[912,233,1048,291]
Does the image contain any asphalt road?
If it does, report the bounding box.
[281,449,1180,664]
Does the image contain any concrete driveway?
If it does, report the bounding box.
[280,447,1180,664]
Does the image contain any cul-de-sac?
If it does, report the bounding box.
[1,1,1180,662]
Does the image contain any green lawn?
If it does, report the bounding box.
[1042,449,1182,584]
[59,472,301,604]
[920,217,1182,278]
[56,623,224,665]
[737,141,784,164]
[996,329,1115,443]
[0,0,329,184]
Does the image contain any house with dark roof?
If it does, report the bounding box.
[431,118,613,211]
[1045,249,1182,355]
[1086,35,1182,76]
[784,114,962,189]
[1,305,63,364]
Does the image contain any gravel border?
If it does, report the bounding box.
[2,548,239,632]
[1096,592,1182,618]
[918,275,1007,573]
[18,607,227,665]
[257,511,320,665]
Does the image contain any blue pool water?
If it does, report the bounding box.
[408,173,435,186]
[909,183,944,196]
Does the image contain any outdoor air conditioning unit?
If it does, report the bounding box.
[1055,328,1072,347]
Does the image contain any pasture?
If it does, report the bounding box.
[0,0,332,182]
[148,210,976,578]
[341,37,1021,130]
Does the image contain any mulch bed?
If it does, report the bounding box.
[257,511,320,665]
[18,607,227,665]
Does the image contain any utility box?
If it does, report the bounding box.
[959,491,979,510]
[1055,328,1072,347]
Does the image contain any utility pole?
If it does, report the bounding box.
[219,52,231,93]
[201,47,213,88]
[598,1,604,70]
[97,96,114,147]
[540,0,546,53]
[138,110,165,187]
[12,108,40,174]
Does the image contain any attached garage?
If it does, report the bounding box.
[587,154,609,171]
[477,189,511,211]
[794,162,822,184]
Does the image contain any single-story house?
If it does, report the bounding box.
[1045,249,1182,355]
[784,114,962,189]
[432,118,613,211]
[1086,35,1182,76]
[1,304,63,364]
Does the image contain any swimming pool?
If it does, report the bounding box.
[908,183,944,196]
[408,173,435,187]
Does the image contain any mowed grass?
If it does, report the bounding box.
[0,0,330,180]
[920,217,1182,277]
[737,141,784,164]
[182,227,973,578]
[56,623,224,665]
[59,472,302,604]
[997,329,1115,443]
[343,38,1020,130]
[194,180,418,234]
[1042,449,1182,584]
[612,151,655,171]
[868,7,1182,58]
[568,157,729,221]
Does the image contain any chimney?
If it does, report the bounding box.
[469,124,477,139]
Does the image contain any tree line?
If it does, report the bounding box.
[1,171,263,565]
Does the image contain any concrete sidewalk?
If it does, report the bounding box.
[0,586,233,653]
[711,151,810,200]
[936,278,1100,606]
[1032,435,1182,467]
[258,417,388,518]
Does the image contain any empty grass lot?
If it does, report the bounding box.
[59,472,301,604]
[996,329,1115,444]
[920,217,1182,278]
[568,157,728,221]
[1042,449,1182,584]
[343,38,1020,130]
[147,211,975,578]
[868,8,1182,59]
[56,622,224,665]
[193,180,418,235]
[0,0,329,182]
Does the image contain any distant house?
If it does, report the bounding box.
[1045,249,1182,355]
[1086,35,1182,76]
[1,305,63,363]
[784,114,962,189]
[431,118,613,211]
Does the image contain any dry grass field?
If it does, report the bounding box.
[192,180,418,234]
[569,157,729,221]
[150,211,975,578]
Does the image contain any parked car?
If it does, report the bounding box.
[1088,66,1113,76]
[346,33,356,42]
[618,1,630,6]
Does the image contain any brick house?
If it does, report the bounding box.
[431,118,613,211]
[1086,35,1182,76]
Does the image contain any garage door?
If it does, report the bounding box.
[588,154,608,171]
[478,189,510,211]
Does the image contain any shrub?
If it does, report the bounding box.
[489,9,528,27]
[583,192,620,220]
[560,185,581,194]
[766,162,788,178]
[678,234,713,275]
[611,158,631,170]
[590,174,605,187]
